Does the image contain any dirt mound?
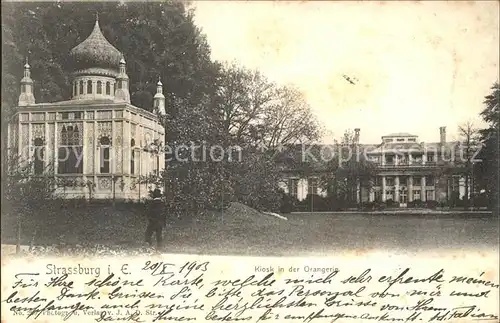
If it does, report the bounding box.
[222,202,283,226]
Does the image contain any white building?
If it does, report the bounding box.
[7,18,166,200]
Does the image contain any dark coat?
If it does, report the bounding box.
[146,198,165,226]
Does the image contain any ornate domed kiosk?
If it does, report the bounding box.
[7,18,166,200]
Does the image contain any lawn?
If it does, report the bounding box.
[1,202,498,256]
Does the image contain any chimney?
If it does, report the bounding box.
[354,128,360,144]
[439,126,446,144]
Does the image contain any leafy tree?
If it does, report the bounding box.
[214,63,321,210]
[230,149,282,212]
[3,153,59,252]
[477,82,499,212]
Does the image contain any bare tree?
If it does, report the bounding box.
[216,63,276,145]
[261,85,320,150]
[216,63,321,149]
[458,121,480,207]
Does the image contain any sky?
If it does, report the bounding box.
[192,1,499,144]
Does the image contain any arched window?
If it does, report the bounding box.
[100,136,111,174]
[21,84,26,93]
[87,80,93,94]
[130,139,135,175]
[79,81,84,94]
[117,80,122,89]
[106,82,111,95]
[72,125,80,145]
[60,125,68,144]
[73,82,77,96]
[34,138,44,175]
[97,81,102,94]
[58,124,83,174]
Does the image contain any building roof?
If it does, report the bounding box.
[382,132,417,137]
[69,19,122,73]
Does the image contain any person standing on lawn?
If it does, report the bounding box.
[145,188,165,248]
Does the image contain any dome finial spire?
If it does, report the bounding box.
[96,12,99,22]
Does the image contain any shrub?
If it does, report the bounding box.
[385,199,400,208]
[472,194,488,207]
[326,197,358,211]
[425,200,439,209]
[303,194,329,212]
[449,191,460,207]
[409,199,423,208]
[362,201,375,211]
[374,201,386,210]
[280,193,294,214]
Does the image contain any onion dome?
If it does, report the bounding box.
[69,18,122,76]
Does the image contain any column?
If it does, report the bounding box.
[54,122,58,175]
[394,154,398,166]
[356,179,360,204]
[369,190,375,202]
[421,176,427,201]
[44,120,49,170]
[111,121,116,174]
[124,121,131,175]
[408,176,413,202]
[381,151,385,166]
[382,176,386,201]
[394,176,400,202]
[408,153,413,165]
[28,122,32,166]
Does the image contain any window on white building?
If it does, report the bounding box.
[130,139,135,175]
[100,136,111,174]
[426,190,434,201]
[33,137,44,175]
[58,125,83,174]
[87,80,93,94]
[386,177,394,186]
[97,81,102,94]
[414,176,421,186]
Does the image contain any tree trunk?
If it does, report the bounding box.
[16,214,21,254]
[358,179,363,208]
[464,173,469,210]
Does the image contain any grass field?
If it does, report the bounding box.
[1,203,498,256]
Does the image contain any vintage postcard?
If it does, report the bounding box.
[1,1,499,322]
